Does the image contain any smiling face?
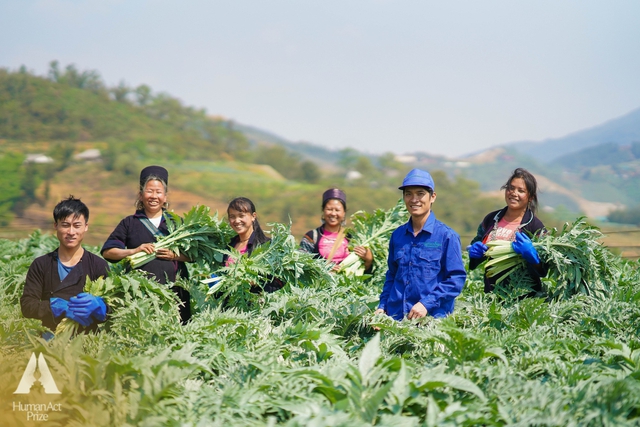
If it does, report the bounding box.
[403,186,436,219]
[55,214,88,251]
[504,177,530,213]
[228,207,256,238]
[140,179,167,216]
[322,199,346,231]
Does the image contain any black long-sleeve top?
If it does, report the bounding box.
[101,210,189,284]
[101,210,191,322]
[469,207,547,293]
[21,249,109,331]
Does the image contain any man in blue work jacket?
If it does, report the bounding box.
[376,169,467,320]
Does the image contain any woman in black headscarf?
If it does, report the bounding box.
[101,165,191,322]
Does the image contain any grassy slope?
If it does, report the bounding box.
[0,68,249,163]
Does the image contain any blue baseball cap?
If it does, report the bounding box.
[399,169,435,191]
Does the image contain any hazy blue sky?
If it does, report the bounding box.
[2,0,639,157]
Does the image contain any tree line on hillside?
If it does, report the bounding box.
[0,62,249,158]
[1,62,511,233]
[0,62,327,179]
[608,205,640,226]
[0,62,339,222]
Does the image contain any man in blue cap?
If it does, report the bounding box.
[375,169,466,321]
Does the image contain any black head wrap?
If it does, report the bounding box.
[139,165,169,186]
[322,188,346,205]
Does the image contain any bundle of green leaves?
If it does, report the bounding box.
[337,199,408,282]
[57,269,181,334]
[206,222,336,309]
[536,217,622,299]
[485,216,622,300]
[127,205,234,269]
[3,227,640,425]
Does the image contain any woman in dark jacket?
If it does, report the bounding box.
[101,165,191,322]
[467,168,547,293]
[223,197,283,293]
[299,188,372,273]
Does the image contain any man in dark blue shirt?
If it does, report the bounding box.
[376,169,466,321]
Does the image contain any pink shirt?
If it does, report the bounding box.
[485,217,520,243]
[318,231,349,263]
[225,245,248,266]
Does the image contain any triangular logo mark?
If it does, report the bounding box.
[13,353,61,394]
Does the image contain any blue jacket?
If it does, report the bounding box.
[378,213,466,320]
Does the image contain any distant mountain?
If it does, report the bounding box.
[435,145,630,218]
[233,121,640,216]
[508,107,640,163]
[551,141,640,171]
[234,123,342,169]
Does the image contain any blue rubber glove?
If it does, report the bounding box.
[512,232,540,264]
[65,308,92,327]
[467,241,488,259]
[68,293,107,323]
[50,298,68,319]
[41,331,55,342]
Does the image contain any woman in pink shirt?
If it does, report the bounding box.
[299,188,373,272]
[223,197,283,293]
[467,168,547,293]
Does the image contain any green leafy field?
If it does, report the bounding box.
[2,226,640,426]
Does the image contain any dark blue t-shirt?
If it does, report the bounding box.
[57,258,73,281]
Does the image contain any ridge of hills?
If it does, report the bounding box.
[236,119,640,216]
[507,107,640,163]
[2,62,639,237]
[0,63,504,242]
[396,146,627,219]
[247,104,640,214]
[234,123,341,171]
